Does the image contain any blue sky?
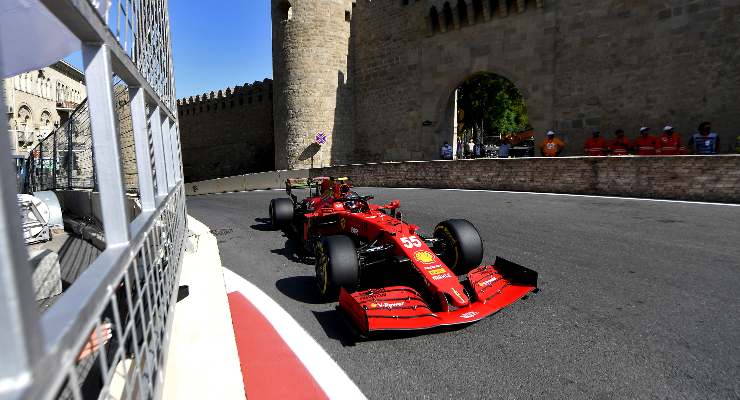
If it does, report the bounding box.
[169,1,273,98]
[66,1,273,100]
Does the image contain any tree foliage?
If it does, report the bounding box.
[457,73,529,140]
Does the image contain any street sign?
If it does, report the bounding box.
[314,131,328,145]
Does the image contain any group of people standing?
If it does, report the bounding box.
[541,121,725,157]
[441,121,733,160]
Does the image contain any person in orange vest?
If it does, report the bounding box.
[584,130,607,156]
[607,129,632,155]
[657,125,685,155]
[634,127,660,155]
[540,130,565,157]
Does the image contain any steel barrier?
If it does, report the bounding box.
[0,1,185,399]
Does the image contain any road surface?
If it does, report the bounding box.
[187,188,740,400]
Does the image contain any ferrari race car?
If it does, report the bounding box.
[269,177,537,335]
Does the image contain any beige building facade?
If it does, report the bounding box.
[3,60,85,157]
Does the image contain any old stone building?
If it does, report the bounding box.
[3,60,86,157]
[180,0,740,178]
[271,0,740,168]
[177,80,275,182]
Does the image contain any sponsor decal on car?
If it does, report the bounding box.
[340,218,346,229]
[369,301,405,309]
[427,267,447,275]
[414,250,436,264]
[478,276,498,287]
[432,273,452,281]
[460,311,478,319]
[424,264,443,270]
[350,227,359,235]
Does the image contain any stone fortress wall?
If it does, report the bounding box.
[179,0,740,181]
[177,80,275,182]
[273,0,740,167]
[271,0,356,170]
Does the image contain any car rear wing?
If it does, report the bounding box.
[285,177,331,202]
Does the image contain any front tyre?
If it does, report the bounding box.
[269,198,294,229]
[433,219,483,273]
[315,235,359,300]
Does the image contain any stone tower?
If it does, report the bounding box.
[271,0,355,170]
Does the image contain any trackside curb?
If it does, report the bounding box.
[161,216,246,400]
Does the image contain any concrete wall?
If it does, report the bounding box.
[177,80,275,183]
[185,155,740,203]
[55,191,141,225]
[185,169,309,195]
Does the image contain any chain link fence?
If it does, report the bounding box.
[0,1,185,400]
[25,82,141,193]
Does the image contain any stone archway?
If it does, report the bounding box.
[427,67,549,159]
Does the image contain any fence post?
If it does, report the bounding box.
[82,43,131,246]
[129,87,156,211]
[52,130,57,190]
[0,69,43,399]
[67,118,73,190]
[161,115,174,190]
[38,139,43,190]
[150,107,169,199]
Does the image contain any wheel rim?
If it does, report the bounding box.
[315,243,329,294]
[435,225,460,270]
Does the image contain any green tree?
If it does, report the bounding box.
[457,74,529,141]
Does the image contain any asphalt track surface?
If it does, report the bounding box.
[187,188,740,400]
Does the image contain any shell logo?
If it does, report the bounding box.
[414,250,436,264]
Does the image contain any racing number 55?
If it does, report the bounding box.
[401,236,422,248]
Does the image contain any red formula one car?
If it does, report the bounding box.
[269,177,537,335]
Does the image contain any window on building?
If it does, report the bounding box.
[430,7,440,33]
[457,0,469,26]
[473,0,484,23]
[442,2,454,30]
[277,1,292,21]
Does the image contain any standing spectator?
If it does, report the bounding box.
[440,141,453,159]
[498,136,511,158]
[657,126,685,155]
[466,139,475,158]
[584,130,607,156]
[689,121,720,154]
[540,130,565,157]
[634,127,659,155]
[474,140,482,158]
[456,137,463,159]
[608,129,632,155]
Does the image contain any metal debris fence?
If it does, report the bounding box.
[26,83,140,193]
[0,1,185,400]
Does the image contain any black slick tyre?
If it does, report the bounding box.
[269,198,293,229]
[433,219,483,273]
[315,235,359,300]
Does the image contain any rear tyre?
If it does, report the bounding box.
[269,198,294,229]
[315,235,359,300]
[433,219,483,273]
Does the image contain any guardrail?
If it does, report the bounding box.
[0,1,185,399]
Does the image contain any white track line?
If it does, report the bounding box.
[382,187,740,207]
[222,268,367,400]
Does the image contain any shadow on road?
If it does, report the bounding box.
[312,309,357,347]
[250,217,275,232]
[270,237,312,264]
[275,276,326,304]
